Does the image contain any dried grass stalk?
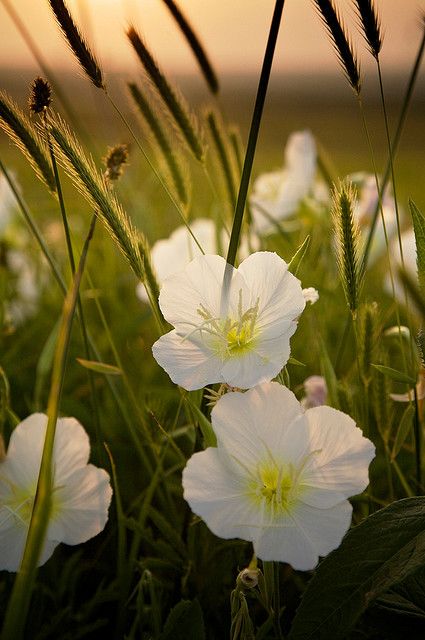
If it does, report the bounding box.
[0,91,56,193]
[48,0,104,89]
[127,26,204,162]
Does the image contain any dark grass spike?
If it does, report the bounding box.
[127,26,204,162]
[48,0,104,88]
[161,0,219,94]
[0,91,56,193]
[313,0,361,94]
[354,0,382,58]
[127,82,189,206]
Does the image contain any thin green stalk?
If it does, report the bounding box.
[361,24,425,273]
[1,215,96,640]
[44,116,102,456]
[262,561,283,639]
[413,385,422,487]
[226,0,285,268]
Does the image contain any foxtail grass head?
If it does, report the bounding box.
[29,77,52,114]
[103,145,129,182]
[354,0,383,59]
[314,0,361,94]
[332,181,362,314]
[48,0,104,89]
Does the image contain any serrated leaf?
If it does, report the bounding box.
[160,599,205,640]
[391,404,415,460]
[371,364,416,386]
[410,199,425,293]
[288,498,425,640]
[76,358,122,375]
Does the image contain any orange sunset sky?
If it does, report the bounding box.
[0,0,424,78]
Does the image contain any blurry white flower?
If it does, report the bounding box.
[250,130,317,234]
[0,173,17,235]
[0,413,112,572]
[152,251,305,390]
[136,218,258,303]
[384,228,416,304]
[302,287,319,305]
[183,382,375,570]
[349,172,399,265]
[2,248,41,325]
[301,375,328,410]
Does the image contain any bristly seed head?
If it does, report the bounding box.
[29,77,52,114]
[103,144,129,182]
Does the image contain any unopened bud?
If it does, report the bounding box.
[237,568,259,590]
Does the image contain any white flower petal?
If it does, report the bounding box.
[211,384,307,470]
[158,254,246,330]
[291,500,353,557]
[183,448,261,541]
[303,406,375,497]
[0,516,59,572]
[53,417,91,484]
[254,518,318,570]
[153,330,223,390]
[49,466,112,545]
[238,252,305,330]
[5,413,47,488]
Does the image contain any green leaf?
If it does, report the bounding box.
[76,358,122,376]
[288,235,310,276]
[410,200,425,293]
[288,357,306,367]
[371,364,416,386]
[288,498,425,640]
[391,404,415,460]
[160,599,205,640]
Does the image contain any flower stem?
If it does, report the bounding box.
[226,0,286,268]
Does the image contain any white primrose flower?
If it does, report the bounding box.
[136,218,258,303]
[0,413,112,572]
[183,382,375,571]
[250,130,317,234]
[384,228,416,304]
[0,172,17,235]
[301,375,328,410]
[152,251,306,390]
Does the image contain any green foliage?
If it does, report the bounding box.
[289,498,425,640]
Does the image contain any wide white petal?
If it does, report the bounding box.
[158,254,246,330]
[53,417,91,484]
[183,448,261,541]
[303,406,375,497]
[5,413,47,488]
[254,518,318,570]
[0,515,59,572]
[49,466,112,545]
[220,350,283,389]
[152,330,223,390]
[212,383,308,470]
[238,252,305,337]
[291,499,353,557]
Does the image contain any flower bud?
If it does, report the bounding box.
[237,568,259,590]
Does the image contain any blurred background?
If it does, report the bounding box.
[0,0,424,207]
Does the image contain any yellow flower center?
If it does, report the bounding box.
[0,478,61,529]
[193,289,260,359]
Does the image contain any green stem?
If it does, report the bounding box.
[1,215,96,640]
[226,0,285,268]
[44,116,103,458]
[413,385,422,488]
[361,25,425,274]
